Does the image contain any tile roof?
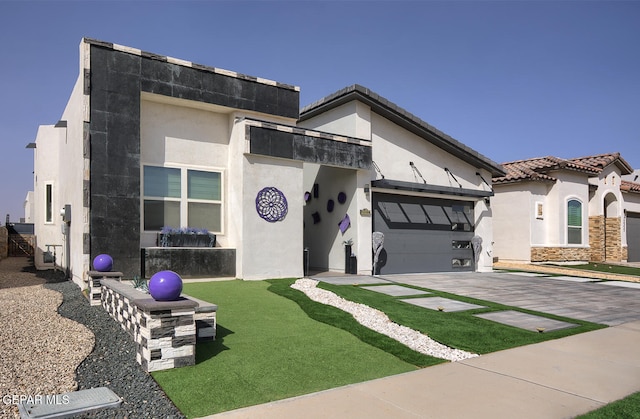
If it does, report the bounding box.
[568,152,633,175]
[621,180,640,194]
[495,152,640,192]
[494,156,600,184]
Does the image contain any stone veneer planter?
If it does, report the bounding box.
[99,278,217,372]
[87,271,124,306]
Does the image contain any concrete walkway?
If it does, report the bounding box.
[204,321,640,419]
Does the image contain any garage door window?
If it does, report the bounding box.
[452,258,471,268]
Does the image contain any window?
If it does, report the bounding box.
[452,258,471,268]
[143,165,222,233]
[45,183,53,223]
[535,202,544,219]
[567,199,582,245]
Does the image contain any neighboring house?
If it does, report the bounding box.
[299,85,505,274]
[30,39,504,288]
[24,191,34,223]
[492,153,640,264]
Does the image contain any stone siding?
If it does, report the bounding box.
[589,215,605,262]
[531,247,590,262]
[87,271,123,306]
[589,216,623,262]
[605,217,622,261]
[0,227,7,260]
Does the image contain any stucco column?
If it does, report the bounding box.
[356,170,373,275]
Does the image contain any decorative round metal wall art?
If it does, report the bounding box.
[327,199,335,213]
[256,187,288,222]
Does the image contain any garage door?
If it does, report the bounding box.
[373,193,475,274]
[628,212,640,262]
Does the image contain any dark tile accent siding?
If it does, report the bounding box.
[249,126,372,170]
[172,335,196,347]
[143,248,236,278]
[150,349,162,360]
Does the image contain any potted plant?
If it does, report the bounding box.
[158,227,216,247]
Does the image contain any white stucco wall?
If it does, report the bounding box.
[33,74,86,288]
[24,191,34,223]
[529,182,551,246]
[241,154,304,280]
[140,95,231,247]
[371,113,481,190]
[227,116,303,280]
[299,101,371,140]
[492,184,532,262]
[588,166,624,218]
[303,164,359,272]
[33,124,64,271]
[548,171,590,247]
[58,75,89,286]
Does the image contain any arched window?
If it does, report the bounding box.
[567,199,582,245]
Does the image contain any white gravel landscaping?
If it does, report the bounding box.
[291,278,478,362]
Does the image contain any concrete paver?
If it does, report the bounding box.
[597,280,640,289]
[545,275,596,283]
[361,284,429,297]
[317,276,390,286]
[475,310,578,332]
[399,296,486,312]
[384,271,640,326]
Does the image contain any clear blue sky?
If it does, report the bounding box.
[1,0,639,222]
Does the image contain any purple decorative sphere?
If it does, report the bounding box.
[93,254,113,272]
[149,270,183,301]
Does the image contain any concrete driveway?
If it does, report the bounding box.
[383,271,640,326]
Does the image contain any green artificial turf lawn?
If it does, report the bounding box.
[152,280,417,418]
[554,263,640,277]
[578,391,640,418]
[313,282,605,354]
[267,279,445,367]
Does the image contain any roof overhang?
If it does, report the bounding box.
[300,85,506,178]
[371,179,493,200]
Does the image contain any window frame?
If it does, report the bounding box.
[567,198,583,245]
[142,164,224,234]
[44,182,54,224]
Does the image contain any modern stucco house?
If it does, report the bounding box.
[30,38,504,288]
[492,153,640,264]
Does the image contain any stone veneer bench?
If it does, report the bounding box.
[99,278,217,372]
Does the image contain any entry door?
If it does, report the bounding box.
[628,212,640,262]
[372,193,474,274]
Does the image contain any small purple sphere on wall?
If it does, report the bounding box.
[149,270,183,301]
[93,254,113,272]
